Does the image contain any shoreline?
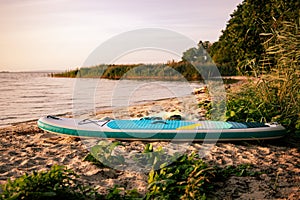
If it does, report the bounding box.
[1,80,299,199]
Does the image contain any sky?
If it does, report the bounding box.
[0,0,243,72]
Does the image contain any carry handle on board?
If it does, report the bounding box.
[151,120,167,124]
[47,115,61,120]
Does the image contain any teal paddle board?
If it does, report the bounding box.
[37,116,286,141]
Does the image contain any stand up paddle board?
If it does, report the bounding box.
[37,115,286,141]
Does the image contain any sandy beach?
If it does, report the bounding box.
[0,83,299,199]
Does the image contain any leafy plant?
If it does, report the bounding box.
[104,185,141,200]
[0,165,143,200]
[0,165,97,200]
[145,152,265,199]
[85,141,178,171]
[224,82,272,122]
[83,143,269,199]
[146,152,216,199]
[84,141,125,168]
[216,164,262,180]
[132,144,177,171]
[2,146,268,200]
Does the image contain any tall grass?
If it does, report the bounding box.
[225,19,300,132]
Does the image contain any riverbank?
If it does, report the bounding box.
[1,79,299,199]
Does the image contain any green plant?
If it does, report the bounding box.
[223,19,300,132]
[85,141,177,171]
[216,164,262,180]
[82,142,268,199]
[84,141,125,168]
[0,165,144,200]
[146,152,215,200]
[210,0,299,75]
[133,144,176,171]
[0,165,97,200]
[104,185,141,200]
[201,18,300,133]
[224,83,272,123]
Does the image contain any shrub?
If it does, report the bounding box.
[146,152,215,199]
[224,19,300,132]
[0,165,97,200]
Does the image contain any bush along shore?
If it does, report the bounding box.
[51,61,224,82]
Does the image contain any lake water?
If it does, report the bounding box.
[0,72,202,126]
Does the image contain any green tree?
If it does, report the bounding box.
[210,0,299,75]
[182,41,212,63]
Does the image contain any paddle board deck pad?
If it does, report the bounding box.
[37,116,286,141]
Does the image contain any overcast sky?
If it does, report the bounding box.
[0,0,242,72]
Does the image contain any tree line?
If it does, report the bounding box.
[53,61,220,81]
[54,0,299,79]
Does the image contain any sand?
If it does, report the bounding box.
[0,81,299,199]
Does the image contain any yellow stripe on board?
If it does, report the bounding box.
[176,123,202,130]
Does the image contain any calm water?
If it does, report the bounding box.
[0,72,202,126]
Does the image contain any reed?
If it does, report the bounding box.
[225,19,300,131]
[258,19,299,129]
